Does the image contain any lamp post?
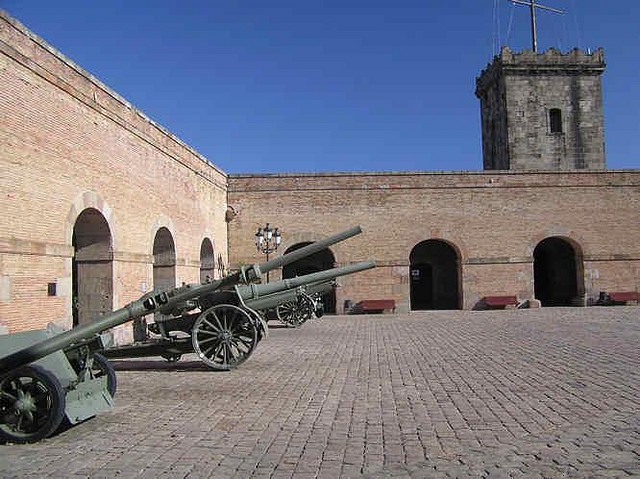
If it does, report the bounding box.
[255,223,281,282]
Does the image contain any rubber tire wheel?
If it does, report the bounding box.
[92,353,117,398]
[0,365,66,444]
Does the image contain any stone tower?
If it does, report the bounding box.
[475,47,606,170]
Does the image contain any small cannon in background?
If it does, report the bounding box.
[0,226,371,443]
[270,279,337,326]
[103,261,374,368]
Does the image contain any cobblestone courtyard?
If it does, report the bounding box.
[1,307,638,478]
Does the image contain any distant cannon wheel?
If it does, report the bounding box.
[91,353,117,398]
[192,304,258,370]
[276,294,315,327]
[0,365,66,444]
[311,293,325,319]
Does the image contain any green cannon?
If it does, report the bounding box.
[0,226,370,443]
[256,279,337,326]
[103,260,375,367]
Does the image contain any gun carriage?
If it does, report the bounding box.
[0,226,372,443]
[103,261,374,367]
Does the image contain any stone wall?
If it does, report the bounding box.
[476,47,606,171]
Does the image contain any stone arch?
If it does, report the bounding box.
[72,207,114,327]
[152,226,176,291]
[66,191,116,247]
[132,225,177,341]
[534,236,585,306]
[409,239,462,310]
[200,237,215,283]
[282,230,325,252]
[282,242,337,314]
[148,217,177,289]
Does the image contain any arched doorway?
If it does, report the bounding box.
[134,227,176,341]
[410,240,460,310]
[72,208,113,327]
[282,243,337,314]
[153,227,176,292]
[200,238,215,283]
[534,237,584,306]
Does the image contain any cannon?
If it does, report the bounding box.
[271,279,336,326]
[103,261,374,367]
[0,226,370,443]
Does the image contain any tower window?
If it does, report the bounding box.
[549,108,563,133]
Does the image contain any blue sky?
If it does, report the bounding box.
[2,1,639,173]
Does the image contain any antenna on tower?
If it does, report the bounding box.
[509,0,564,52]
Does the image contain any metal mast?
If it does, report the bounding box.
[510,0,564,52]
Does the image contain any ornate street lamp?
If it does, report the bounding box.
[255,223,281,282]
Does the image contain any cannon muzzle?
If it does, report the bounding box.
[236,260,375,302]
[0,226,364,375]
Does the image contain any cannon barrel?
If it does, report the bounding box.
[237,260,375,302]
[0,226,363,375]
[244,279,336,312]
[252,225,362,276]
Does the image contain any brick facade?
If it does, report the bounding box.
[227,171,640,312]
[1,11,639,337]
[0,13,228,339]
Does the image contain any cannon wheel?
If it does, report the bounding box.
[276,293,315,327]
[242,306,269,342]
[91,353,117,398]
[0,365,66,444]
[192,304,258,370]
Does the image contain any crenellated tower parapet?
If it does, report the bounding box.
[476,46,606,171]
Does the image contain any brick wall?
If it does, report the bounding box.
[2,10,639,334]
[228,171,640,311]
[0,14,228,335]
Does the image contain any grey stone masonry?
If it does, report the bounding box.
[476,47,606,171]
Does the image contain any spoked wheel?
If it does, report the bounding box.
[90,353,117,398]
[192,304,258,370]
[276,294,315,327]
[311,294,325,319]
[244,307,269,342]
[0,365,66,444]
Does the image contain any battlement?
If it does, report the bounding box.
[499,45,604,66]
[475,45,606,172]
[477,46,605,93]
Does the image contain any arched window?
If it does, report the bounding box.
[549,108,563,134]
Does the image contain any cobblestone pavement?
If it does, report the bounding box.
[1,307,638,478]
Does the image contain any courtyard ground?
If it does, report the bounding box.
[0,307,638,478]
